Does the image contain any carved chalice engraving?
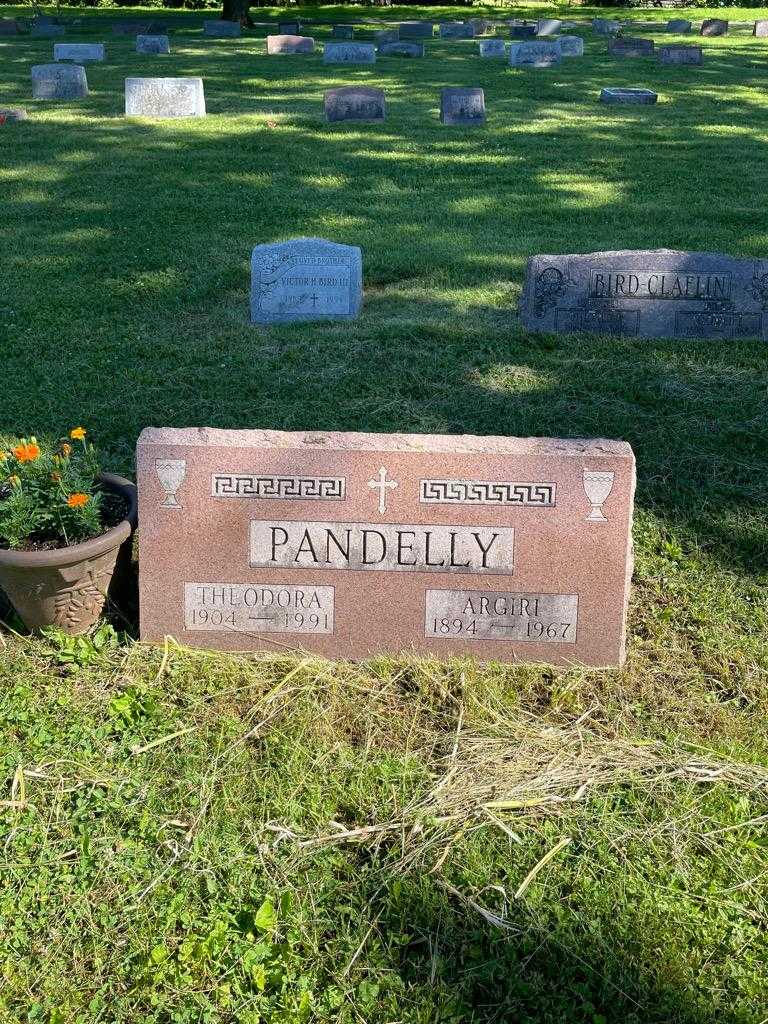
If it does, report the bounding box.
[583,469,614,523]
[156,459,186,509]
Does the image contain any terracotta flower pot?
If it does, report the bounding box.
[0,473,137,634]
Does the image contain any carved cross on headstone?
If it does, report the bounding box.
[368,466,397,513]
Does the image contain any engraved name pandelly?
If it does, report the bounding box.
[420,480,555,506]
[212,474,346,500]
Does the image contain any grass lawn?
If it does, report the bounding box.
[1,5,767,1022]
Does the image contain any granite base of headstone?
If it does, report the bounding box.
[600,87,657,105]
[204,20,240,38]
[125,77,206,118]
[137,35,171,55]
[509,40,562,67]
[250,238,363,323]
[479,39,506,58]
[439,22,474,39]
[136,427,636,668]
[558,35,584,58]
[536,18,562,37]
[31,64,88,100]
[701,19,728,36]
[754,20,768,37]
[658,44,702,65]
[332,25,354,39]
[520,249,768,340]
[267,35,315,54]
[440,87,485,125]
[323,42,375,64]
[378,41,423,57]
[608,37,655,57]
[667,19,692,33]
[399,22,433,39]
[324,86,386,124]
[54,43,105,62]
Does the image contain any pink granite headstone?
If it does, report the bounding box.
[137,429,635,667]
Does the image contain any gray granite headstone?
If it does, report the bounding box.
[323,42,375,64]
[136,35,171,55]
[600,87,657,105]
[0,18,19,35]
[536,19,562,37]
[440,87,485,125]
[609,37,655,57]
[593,18,621,35]
[701,19,728,36]
[0,107,27,122]
[112,21,151,36]
[332,25,354,39]
[32,24,65,38]
[54,43,105,62]
[439,22,474,39]
[658,45,702,65]
[378,41,423,57]
[520,249,768,341]
[374,28,399,44]
[399,22,433,39]
[267,35,315,54]
[511,25,537,40]
[667,19,692,33]
[325,86,385,123]
[558,35,584,57]
[469,19,491,36]
[754,20,768,37]
[204,20,240,38]
[479,38,506,58]
[250,238,363,325]
[279,21,300,35]
[31,64,88,100]
[509,40,562,67]
[125,77,205,118]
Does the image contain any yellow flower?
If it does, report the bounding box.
[7,475,20,488]
[12,442,41,463]
[0,451,6,462]
[70,427,87,441]
[61,442,72,457]
[67,492,90,508]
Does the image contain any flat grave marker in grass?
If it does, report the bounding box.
[53,43,105,63]
[203,20,240,38]
[267,34,315,54]
[701,19,728,37]
[520,249,768,340]
[323,42,376,65]
[399,22,433,39]
[509,40,562,67]
[278,21,301,35]
[479,39,506,58]
[608,37,655,58]
[137,427,636,668]
[378,41,424,57]
[600,87,658,104]
[250,237,363,322]
[31,63,88,100]
[440,87,485,125]
[136,35,171,55]
[125,77,206,118]
[0,107,27,122]
[658,44,703,66]
[667,19,692,34]
[511,25,537,40]
[332,25,354,40]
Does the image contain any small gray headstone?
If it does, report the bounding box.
[374,28,399,44]
[658,45,702,66]
[479,38,506,58]
[323,42,375,64]
[468,19,491,36]
[520,249,768,341]
[31,63,88,100]
[325,86,385,123]
[511,25,537,40]
[439,22,474,39]
[31,24,65,38]
[204,20,240,38]
[378,41,423,57]
[112,21,151,36]
[0,107,27,122]
[558,35,584,58]
[666,19,692,33]
[399,22,433,39]
[701,19,728,37]
[0,18,19,35]
[332,25,354,39]
[509,41,562,67]
[54,43,105,63]
[754,20,768,37]
[250,238,363,325]
[600,87,657,105]
[593,18,621,35]
[125,77,205,118]
[278,21,300,35]
[440,87,485,125]
[136,35,171,55]
[609,37,655,57]
[536,19,562,37]
[267,35,315,54]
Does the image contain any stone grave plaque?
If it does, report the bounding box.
[325,86,385,122]
[54,43,105,62]
[378,41,424,57]
[267,35,315,54]
[250,237,363,323]
[469,19,491,36]
[608,37,655,57]
[667,19,692,33]
[374,28,399,44]
[658,45,702,65]
[332,25,354,39]
[440,87,485,125]
[137,427,636,668]
[279,21,300,35]
[204,20,240,37]
[520,249,768,340]
[593,18,622,35]
[439,22,474,39]
[511,25,537,40]
[136,35,171,55]
[536,18,562,36]
[558,35,584,57]
[754,20,768,37]
[600,87,658,105]
[479,39,506,58]
[701,19,728,36]
[509,41,562,67]
[31,64,88,100]
[125,77,206,118]
[323,42,375,64]
[399,22,433,39]
[0,108,27,122]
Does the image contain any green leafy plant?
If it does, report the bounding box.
[0,427,104,550]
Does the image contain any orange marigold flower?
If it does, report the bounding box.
[67,493,90,508]
[12,443,41,463]
[61,442,72,457]
[69,427,87,441]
